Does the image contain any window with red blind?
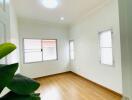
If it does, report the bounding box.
[23,39,57,63]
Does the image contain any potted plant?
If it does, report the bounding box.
[0,43,40,100]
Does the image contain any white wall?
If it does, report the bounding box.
[0,1,20,97]
[118,0,132,99]
[18,18,70,78]
[9,0,123,95]
[70,0,122,94]
[8,1,20,65]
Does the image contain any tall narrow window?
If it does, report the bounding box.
[69,40,74,60]
[42,40,57,61]
[24,39,42,63]
[99,30,113,65]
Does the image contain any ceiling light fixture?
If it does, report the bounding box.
[42,0,58,9]
[60,17,64,21]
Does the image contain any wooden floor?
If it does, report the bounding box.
[36,72,122,100]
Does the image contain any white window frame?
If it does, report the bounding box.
[98,29,114,66]
[23,38,58,64]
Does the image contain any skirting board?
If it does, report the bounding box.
[122,96,130,100]
[71,71,123,98]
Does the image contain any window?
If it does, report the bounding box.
[24,39,43,63]
[42,40,57,61]
[23,39,57,63]
[69,40,74,60]
[99,30,113,65]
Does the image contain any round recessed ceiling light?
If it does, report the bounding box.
[60,17,64,21]
[42,0,58,9]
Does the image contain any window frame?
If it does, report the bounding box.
[98,29,114,66]
[23,38,58,64]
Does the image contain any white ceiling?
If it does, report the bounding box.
[12,0,106,25]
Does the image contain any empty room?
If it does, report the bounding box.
[0,0,132,100]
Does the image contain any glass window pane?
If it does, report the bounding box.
[101,48,113,65]
[42,40,57,61]
[70,41,74,60]
[24,39,41,50]
[100,30,112,47]
[24,52,42,63]
[24,39,42,63]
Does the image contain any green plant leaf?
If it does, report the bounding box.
[1,91,40,100]
[0,43,16,60]
[7,74,40,95]
[0,63,18,93]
